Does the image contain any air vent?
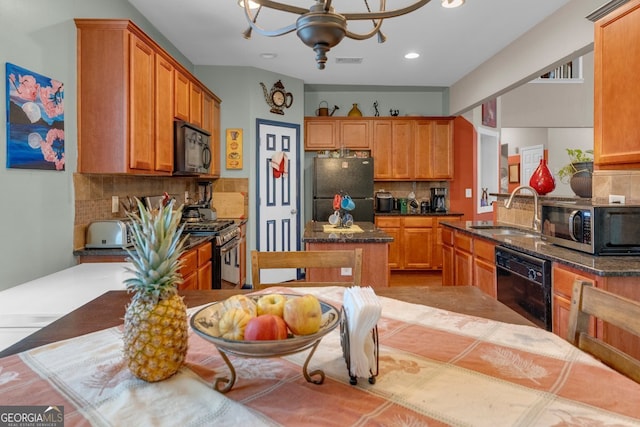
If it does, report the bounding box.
[335,57,363,65]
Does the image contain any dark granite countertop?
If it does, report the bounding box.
[303,221,394,243]
[375,211,464,217]
[73,235,214,258]
[441,220,640,277]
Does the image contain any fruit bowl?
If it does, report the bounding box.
[191,294,340,357]
[191,294,341,393]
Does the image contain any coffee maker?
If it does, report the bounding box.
[431,188,447,212]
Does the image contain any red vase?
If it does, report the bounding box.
[529,159,555,195]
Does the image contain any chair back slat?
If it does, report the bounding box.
[567,280,640,384]
[251,249,363,291]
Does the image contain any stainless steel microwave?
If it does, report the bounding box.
[174,120,211,175]
[540,201,640,255]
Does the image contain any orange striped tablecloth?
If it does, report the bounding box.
[1,286,639,426]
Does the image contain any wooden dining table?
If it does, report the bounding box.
[2,285,639,426]
[0,286,532,357]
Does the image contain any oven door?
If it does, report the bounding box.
[219,237,241,288]
[495,246,552,331]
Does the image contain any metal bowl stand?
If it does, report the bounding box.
[213,338,327,393]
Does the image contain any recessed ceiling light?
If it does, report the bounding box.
[441,0,465,8]
[237,0,260,10]
[404,52,420,59]
[260,53,277,59]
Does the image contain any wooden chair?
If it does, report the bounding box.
[251,249,363,291]
[567,280,640,384]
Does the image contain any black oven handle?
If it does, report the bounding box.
[219,238,239,254]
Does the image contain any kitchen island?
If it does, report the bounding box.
[302,221,393,288]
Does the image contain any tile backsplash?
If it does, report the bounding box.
[73,175,249,250]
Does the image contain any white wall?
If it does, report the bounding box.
[0,0,192,291]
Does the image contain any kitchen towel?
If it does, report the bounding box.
[270,151,288,178]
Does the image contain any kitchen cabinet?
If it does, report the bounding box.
[472,238,496,298]
[441,227,494,293]
[202,91,221,177]
[303,117,370,150]
[372,120,414,179]
[375,216,456,271]
[551,264,596,340]
[75,19,221,176]
[414,119,454,179]
[594,0,640,168]
[179,241,212,291]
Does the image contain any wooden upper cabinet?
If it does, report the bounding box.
[75,19,221,176]
[154,53,174,173]
[305,118,337,149]
[339,120,370,148]
[373,119,414,179]
[202,91,221,177]
[594,0,640,168]
[189,82,203,127]
[414,119,454,179]
[174,69,190,122]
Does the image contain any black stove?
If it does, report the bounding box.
[182,219,234,234]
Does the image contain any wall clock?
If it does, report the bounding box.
[260,80,293,115]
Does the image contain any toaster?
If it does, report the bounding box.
[85,220,134,249]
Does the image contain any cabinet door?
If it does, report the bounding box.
[391,120,414,179]
[372,121,393,178]
[304,118,337,150]
[552,264,596,338]
[594,0,640,167]
[413,120,433,179]
[383,226,402,269]
[190,82,203,127]
[474,258,496,298]
[431,119,454,179]
[442,243,454,285]
[129,33,155,171]
[454,249,473,286]
[211,100,221,177]
[174,69,190,121]
[154,54,174,173]
[432,219,445,269]
[404,227,433,269]
[340,120,370,149]
[197,261,212,290]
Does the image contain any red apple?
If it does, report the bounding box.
[244,314,289,341]
[256,293,286,317]
[283,294,322,336]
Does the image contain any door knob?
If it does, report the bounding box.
[290,209,297,214]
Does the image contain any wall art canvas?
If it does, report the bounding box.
[6,63,65,170]
[481,98,497,128]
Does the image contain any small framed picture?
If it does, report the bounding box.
[509,163,520,183]
[482,98,497,128]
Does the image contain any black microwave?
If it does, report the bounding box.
[540,201,640,255]
[174,120,211,175]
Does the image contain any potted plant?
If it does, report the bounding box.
[557,148,594,198]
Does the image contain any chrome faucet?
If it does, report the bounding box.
[504,185,541,232]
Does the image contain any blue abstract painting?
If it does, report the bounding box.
[6,63,65,170]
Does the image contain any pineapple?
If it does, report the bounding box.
[122,198,189,382]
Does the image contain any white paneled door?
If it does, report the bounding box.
[256,119,301,284]
[520,144,545,186]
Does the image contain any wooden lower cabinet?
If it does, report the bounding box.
[304,241,389,288]
[179,241,212,290]
[552,263,640,359]
[376,216,455,271]
[441,226,496,295]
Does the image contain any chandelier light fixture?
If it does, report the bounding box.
[241,0,432,70]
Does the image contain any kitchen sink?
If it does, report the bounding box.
[469,225,539,238]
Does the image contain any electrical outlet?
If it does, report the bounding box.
[609,194,625,204]
[111,196,119,213]
[341,267,352,276]
[185,191,189,203]
[465,188,472,198]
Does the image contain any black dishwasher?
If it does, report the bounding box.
[495,246,552,331]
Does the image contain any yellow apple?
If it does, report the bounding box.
[283,294,322,336]
[256,293,286,317]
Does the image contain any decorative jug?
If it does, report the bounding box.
[529,159,555,195]
[348,103,362,117]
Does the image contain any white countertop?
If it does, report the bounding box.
[0,262,130,351]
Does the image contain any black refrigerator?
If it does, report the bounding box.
[313,157,374,222]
